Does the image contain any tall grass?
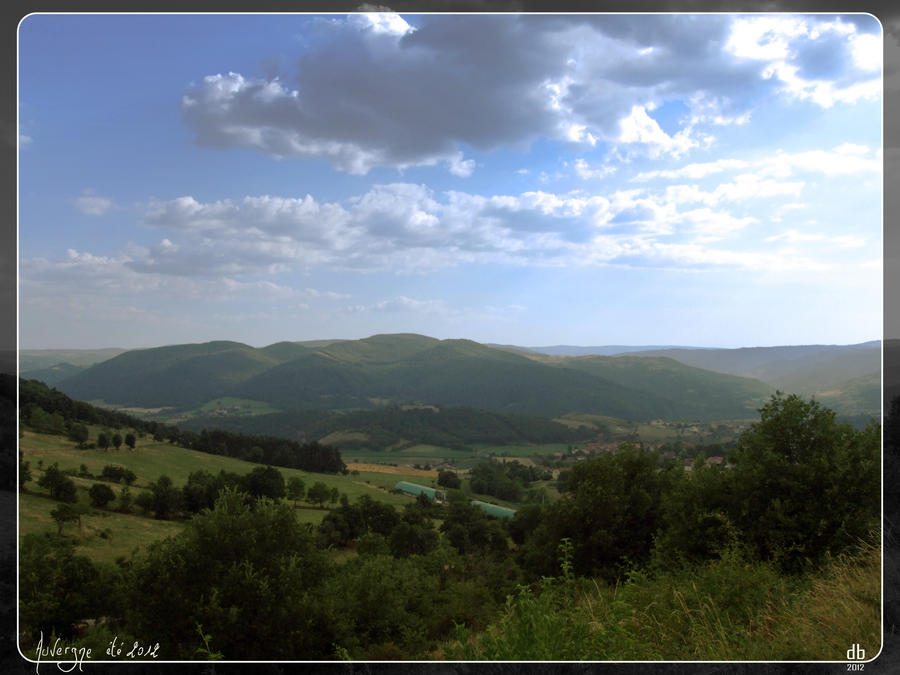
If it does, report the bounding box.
[443,537,881,661]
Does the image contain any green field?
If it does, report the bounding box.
[19,429,431,565]
[19,491,185,564]
[19,426,567,568]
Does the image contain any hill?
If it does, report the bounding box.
[553,354,773,420]
[621,342,881,417]
[52,334,795,423]
[522,344,702,357]
[58,341,290,408]
[19,347,126,371]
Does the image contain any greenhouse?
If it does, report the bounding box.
[394,481,446,503]
[470,500,517,520]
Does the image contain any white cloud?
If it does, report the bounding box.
[353,8,415,36]
[446,152,476,177]
[574,158,616,180]
[725,15,810,61]
[74,190,114,216]
[758,145,881,178]
[724,15,881,108]
[128,180,868,278]
[850,32,882,71]
[617,105,697,158]
[633,158,748,182]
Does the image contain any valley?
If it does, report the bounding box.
[13,333,883,662]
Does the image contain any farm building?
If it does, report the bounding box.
[394,481,446,503]
[470,500,517,520]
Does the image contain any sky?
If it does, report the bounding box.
[17,12,884,350]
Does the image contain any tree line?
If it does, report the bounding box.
[19,377,345,473]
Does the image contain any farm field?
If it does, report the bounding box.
[18,429,439,566]
[344,441,574,471]
[20,430,418,507]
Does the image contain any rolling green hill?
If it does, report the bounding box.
[54,334,783,422]
[19,362,86,386]
[626,342,880,417]
[555,354,773,420]
[632,342,879,390]
[58,341,288,408]
[813,371,881,417]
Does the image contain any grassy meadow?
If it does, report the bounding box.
[19,429,434,565]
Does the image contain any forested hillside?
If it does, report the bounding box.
[52,334,774,422]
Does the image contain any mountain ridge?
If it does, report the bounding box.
[49,334,776,422]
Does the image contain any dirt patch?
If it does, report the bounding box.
[346,462,439,478]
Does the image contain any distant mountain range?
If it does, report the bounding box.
[20,335,882,422]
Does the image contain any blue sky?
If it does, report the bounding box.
[18,12,883,349]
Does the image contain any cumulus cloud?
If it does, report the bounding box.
[617,105,698,158]
[725,15,881,107]
[574,158,616,180]
[109,164,874,279]
[180,14,880,174]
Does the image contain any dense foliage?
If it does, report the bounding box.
[468,459,551,503]
[181,404,595,451]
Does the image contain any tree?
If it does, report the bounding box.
[389,521,439,558]
[29,406,66,434]
[19,452,32,492]
[307,481,330,508]
[440,501,509,557]
[329,487,340,506]
[112,433,123,450]
[287,476,306,504]
[19,535,103,642]
[127,489,336,659]
[182,470,221,513]
[125,433,136,450]
[117,486,133,513]
[140,475,183,520]
[100,464,136,485]
[68,423,90,448]
[89,483,116,509]
[37,463,78,503]
[242,466,286,500]
[97,433,109,451]
[437,470,462,489]
[50,503,82,535]
[728,393,880,572]
[519,444,670,581]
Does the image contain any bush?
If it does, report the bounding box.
[37,464,78,503]
[89,483,116,508]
